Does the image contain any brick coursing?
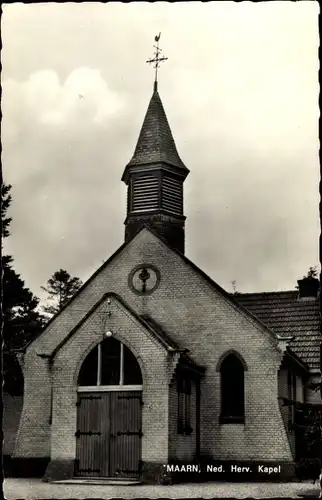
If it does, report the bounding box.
[3,394,23,456]
[168,378,197,462]
[16,228,298,468]
[22,295,171,465]
[278,368,296,458]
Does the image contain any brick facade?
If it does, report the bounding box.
[278,368,296,458]
[14,228,316,481]
[168,378,197,462]
[3,394,23,456]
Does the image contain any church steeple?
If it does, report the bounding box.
[122,35,189,254]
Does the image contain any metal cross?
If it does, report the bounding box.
[146,32,168,87]
[138,267,151,294]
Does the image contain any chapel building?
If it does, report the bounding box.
[8,76,321,484]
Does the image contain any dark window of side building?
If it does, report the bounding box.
[177,376,193,435]
[220,353,245,424]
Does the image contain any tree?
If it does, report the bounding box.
[303,266,318,279]
[2,183,44,395]
[295,266,319,290]
[41,269,83,317]
[1,183,12,237]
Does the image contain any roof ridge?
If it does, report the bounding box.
[234,290,298,296]
[140,313,180,350]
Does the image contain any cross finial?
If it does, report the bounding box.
[146,33,168,92]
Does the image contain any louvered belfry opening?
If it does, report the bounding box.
[162,174,183,215]
[131,173,160,212]
[122,87,189,254]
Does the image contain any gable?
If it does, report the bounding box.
[50,292,180,360]
[27,226,283,371]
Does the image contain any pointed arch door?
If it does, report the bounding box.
[75,337,143,478]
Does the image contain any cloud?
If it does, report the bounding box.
[3,68,125,136]
[2,68,131,293]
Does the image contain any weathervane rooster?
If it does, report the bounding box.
[146,32,168,91]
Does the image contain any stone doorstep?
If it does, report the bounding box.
[296,489,321,499]
[51,477,143,486]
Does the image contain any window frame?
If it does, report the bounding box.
[219,353,246,425]
[177,375,193,436]
[287,369,297,430]
[77,339,143,391]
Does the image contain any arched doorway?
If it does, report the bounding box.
[75,336,143,478]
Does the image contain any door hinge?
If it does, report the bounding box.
[76,395,102,406]
[117,395,144,405]
[116,430,143,437]
[75,430,101,437]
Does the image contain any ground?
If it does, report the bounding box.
[3,478,319,499]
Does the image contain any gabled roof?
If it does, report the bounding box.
[235,291,320,370]
[122,88,188,180]
[24,224,283,356]
[47,292,182,360]
[20,238,132,353]
[140,314,180,350]
[137,226,282,348]
[44,293,205,377]
[141,314,205,375]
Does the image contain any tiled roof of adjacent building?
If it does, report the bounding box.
[235,291,320,370]
[125,88,188,173]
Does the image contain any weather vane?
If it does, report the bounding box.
[146,33,168,91]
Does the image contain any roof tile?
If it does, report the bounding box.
[126,89,188,172]
[235,291,320,370]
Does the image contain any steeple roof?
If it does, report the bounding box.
[123,85,189,178]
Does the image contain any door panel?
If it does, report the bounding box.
[75,394,104,476]
[109,391,142,478]
[75,391,142,477]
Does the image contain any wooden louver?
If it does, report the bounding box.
[162,176,183,215]
[131,175,159,212]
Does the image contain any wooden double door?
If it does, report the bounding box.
[75,391,142,478]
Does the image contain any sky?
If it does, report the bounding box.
[2,1,320,301]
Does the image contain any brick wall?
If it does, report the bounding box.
[168,378,197,462]
[13,353,51,458]
[17,228,293,464]
[3,394,23,456]
[50,295,171,466]
[278,368,295,458]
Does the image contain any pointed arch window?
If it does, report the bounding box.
[78,337,142,390]
[219,352,246,424]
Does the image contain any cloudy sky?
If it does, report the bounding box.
[2,1,320,301]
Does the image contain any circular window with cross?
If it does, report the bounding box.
[128,264,161,295]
